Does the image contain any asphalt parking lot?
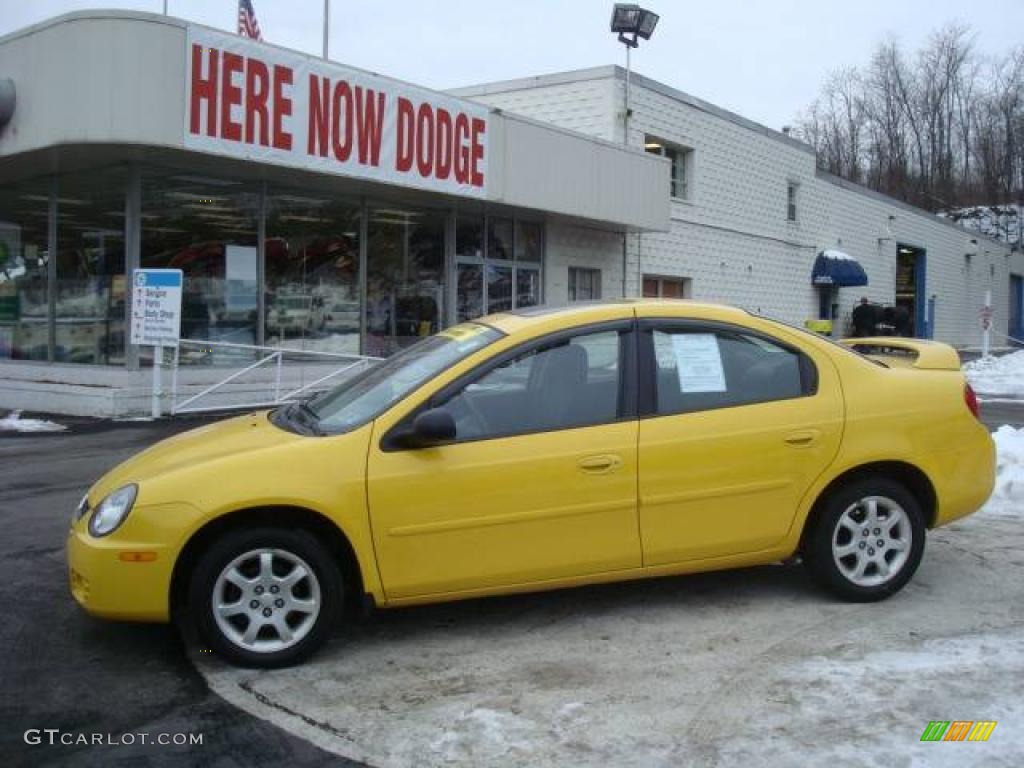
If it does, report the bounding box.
[0,418,352,767]
[1,400,1022,766]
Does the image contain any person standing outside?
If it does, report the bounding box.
[851,296,876,337]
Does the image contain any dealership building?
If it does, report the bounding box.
[0,10,1021,416]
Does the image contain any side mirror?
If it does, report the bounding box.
[395,407,455,449]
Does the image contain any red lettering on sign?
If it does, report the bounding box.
[395,97,415,172]
[244,58,269,146]
[435,108,453,180]
[308,74,329,156]
[331,81,354,162]
[355,87,385,166]
[416,103,435,177]
[470,118,485,187]
[220,52,244,142]
[272,65,293,151]
[454,114,470,184]
[189,44,218,137]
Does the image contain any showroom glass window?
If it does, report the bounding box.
[55,168,128,365]
[365,205,446,357]
[265,189,361,354]
[140,171,259,365]
[455,215,484,323]
[0,177,51,361]
[455,215,543,323]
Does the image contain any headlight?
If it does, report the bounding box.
[88,484,138,538]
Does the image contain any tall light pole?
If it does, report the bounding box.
[323,0,330,59]
[609,4,659,146]
[610,5,658,298]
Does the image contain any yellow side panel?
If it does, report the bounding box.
[367,421,641,598]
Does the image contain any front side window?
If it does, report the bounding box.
[441,329,623,441]
[649,327,812,416]
[307,322,501,433]
[787,183,798,222]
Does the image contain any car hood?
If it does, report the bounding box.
[88,411,302,503]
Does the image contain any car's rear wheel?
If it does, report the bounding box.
[189,527,342,667]
[803,477,925,601]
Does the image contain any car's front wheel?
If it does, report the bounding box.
[803,478,926,601]
[189,527,342,667]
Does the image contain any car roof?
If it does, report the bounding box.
[479,299,753,335]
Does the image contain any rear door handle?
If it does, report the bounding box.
[578,454,623,474]
[784,430,820,448]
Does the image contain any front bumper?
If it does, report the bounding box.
[67,527,175,623]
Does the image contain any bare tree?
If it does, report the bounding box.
[796,24,1023,233]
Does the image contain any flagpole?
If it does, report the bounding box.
[162,0,167,15]
[322,0,330,59]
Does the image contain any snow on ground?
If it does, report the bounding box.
[981,425,1024,518]
[198,425,1024,767]
[964,350,1024,397]
[0,410,66,433]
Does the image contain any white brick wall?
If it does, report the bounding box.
[545,221,624,305]
[459,69,1017,347]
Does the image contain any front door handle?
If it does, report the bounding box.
[784,429,820,448]
[578,454,623,474]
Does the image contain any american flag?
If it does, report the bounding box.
[237,0,262,40]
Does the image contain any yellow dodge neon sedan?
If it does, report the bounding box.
[67,301,995,667]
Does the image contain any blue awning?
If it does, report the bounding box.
[812,249,868,287]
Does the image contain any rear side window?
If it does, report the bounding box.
[650,327,815,415]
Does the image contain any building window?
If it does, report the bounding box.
[366,206,446,357]
[455,215,543,323]
[787,182,798,222]
[642,275,691,299]
[568,267,602,301]
[140,171,260,365]
[56,168,128,365]
[645,136,692,200]
[265,189,361,355]
[0,177,52,362]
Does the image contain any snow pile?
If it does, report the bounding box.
[0,410,66,433]
[964,350,1024,397]
[982,425,1024,518]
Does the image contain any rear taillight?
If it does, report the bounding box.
[964,383,981,421]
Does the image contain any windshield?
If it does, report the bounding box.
[305,322,503,433]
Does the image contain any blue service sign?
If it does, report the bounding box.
[130,268,183,347]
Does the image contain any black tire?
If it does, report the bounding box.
[188,526,343,668]
[803,477,925,602]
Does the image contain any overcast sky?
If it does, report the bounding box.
[2,1,1022,130]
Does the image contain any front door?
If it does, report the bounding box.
[367,324,641,599]
[636,321,843,565]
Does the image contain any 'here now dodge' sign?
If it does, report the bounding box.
[183,26,489,199]
[131,269,183,347]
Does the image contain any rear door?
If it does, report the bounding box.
[636,320,844,565]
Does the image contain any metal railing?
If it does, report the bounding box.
[167,339,380,416]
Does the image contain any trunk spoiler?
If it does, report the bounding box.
[839,337,962,371]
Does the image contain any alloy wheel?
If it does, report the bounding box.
[211,548,322,654]
[831,495,913,588]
